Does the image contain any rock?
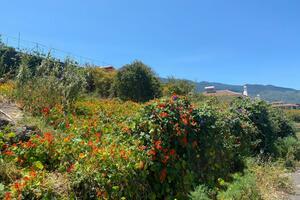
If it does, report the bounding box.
[15,125,40,142]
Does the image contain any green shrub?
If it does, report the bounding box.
[189,185,211,200]
[163,77,195,96]
[217,172,262,200]
[112,60,162,102]
[15,57,86,115]
[275,136,300,167]
[231,98,294,155]
[0,46,20,77]
[84,67,116,97]
[132,96,241,198]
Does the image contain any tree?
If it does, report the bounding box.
[0,46,20,77]
[163,77,195,96]
[112,60,162,102]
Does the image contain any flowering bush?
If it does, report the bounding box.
[132,96,244,198]
[0,81,15,100]
[0,94,151,199]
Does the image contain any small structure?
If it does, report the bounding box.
[203,85,246,97]
[243,85,248,97]
[204,86,216,94]
[102,65,116,71]
[271,102,300,110]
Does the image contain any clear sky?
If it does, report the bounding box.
[1,0,300,89]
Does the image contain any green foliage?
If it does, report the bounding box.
[163,77,195,96]
[132,96,248,198]
[286,110,300,123]
[275,136,300,168]
[0,45,43,79]
[15,56,86,114]
[189,185,211,200]
[84,67,116,97]
[217,172,262,200]
[230,98,295,155]
[112,60,162,102]
[0,46,20,77]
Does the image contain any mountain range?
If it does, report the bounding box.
[196,81,300,103]
[162,78,300,103]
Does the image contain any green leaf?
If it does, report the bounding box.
[34,161,44,170]
[0,183,4,192]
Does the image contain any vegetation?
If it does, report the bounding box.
[286,110,300,123]
[0,44,299,199]
[85,67,116,98]
[162,77,195,96]
[112,60,162,102]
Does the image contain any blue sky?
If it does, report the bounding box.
[1,0,300,89]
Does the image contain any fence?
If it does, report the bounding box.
[0,33,111,67]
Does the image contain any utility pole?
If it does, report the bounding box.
[18,32,20,49]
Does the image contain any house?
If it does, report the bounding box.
[102,65,116,71]
[203,85,248,97]
[271,101,300,110]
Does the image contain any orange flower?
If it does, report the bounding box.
[88,140,93,147]
[160,112,169,118]
[154,140,163,150]
[30,170,36,178]
[4,150,14,156]
[120,149,128,160]
[4,192,11,200]
[79,153,85,159]
[158,103,166,108]
[43,132,54,143]
[13,182,23,191]
[138,145,147,151]
[23,176,30,182]
[148,149,156,156]
[41,107,50,115]
[181,117,189,125]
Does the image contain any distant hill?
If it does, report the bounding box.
[161,78,300,103]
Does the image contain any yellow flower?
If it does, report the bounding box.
[79,153,85,159]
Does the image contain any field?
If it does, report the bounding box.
[0,53,299,199]
[0,81,298,199]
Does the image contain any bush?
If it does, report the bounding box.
[230,98,294,155]
[286,110,300,123]
[15,57,86,114]
[275,136,300,167]
[0,46,20,77]
[84,67,116,97]
[163,77,195,96]
[112,60,162,102]
[132,96,242,198]
[189,185,211,200]
[217,172,262,200]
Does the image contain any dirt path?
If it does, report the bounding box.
[290,170,300,200]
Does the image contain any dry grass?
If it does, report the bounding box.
[248,160,293,200]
